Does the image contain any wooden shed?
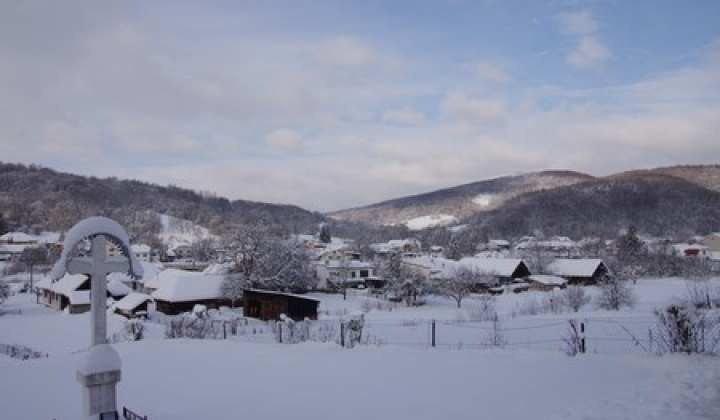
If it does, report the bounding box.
[243,289,320,321]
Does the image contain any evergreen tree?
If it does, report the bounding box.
[319,223,332,244]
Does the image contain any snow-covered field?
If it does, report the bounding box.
[1,278,719,420]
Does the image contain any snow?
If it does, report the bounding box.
[473,193,495,207]
[1,278,719,420]
[150,270,225,302]
[546,258,606,277]
[51,216,144,281]
[459,256,527,277]
[76,344,122,375]
[405,214,457,230]
[111,293,153,312]
[527,274,568,286]
[158,214,216,250]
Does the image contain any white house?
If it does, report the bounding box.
[315,260,376,290]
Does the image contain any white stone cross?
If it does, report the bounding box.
[67,235,130,346]
[51,216,143,419]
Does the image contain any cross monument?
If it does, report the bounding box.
[51,217,144,420]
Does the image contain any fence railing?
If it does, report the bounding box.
[0,342,48,360]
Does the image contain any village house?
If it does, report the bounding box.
[457,257,532,287]
[526,274,568,292]
[150,269,227,315]
[701,233,720,252]
[372,238,423,257]
[545,259,609,285]
[315,259,376,290]
[670,243,710,260]
[36,274,91,314]
[111,292,154,319]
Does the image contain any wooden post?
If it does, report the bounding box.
[580,322,586,354]
[431,319,436,348]
[340,321,345,348]
[277,322,282,343]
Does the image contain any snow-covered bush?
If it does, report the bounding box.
[342,314,365,348]
[124,319,146,341]
[654,303,719,355]
[513,293,563,317]
[276,315,311,344]
[360,297,394,313]
[596,277,636,310]
[562,286,591,312]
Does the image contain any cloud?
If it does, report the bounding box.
[556,10,599,36]
[265,129,304,153]
[476,61,512,84]
[556,10,611,71]
[381,108,427,125]
[566,36,612,70]
[316,36,396,71]
[442,92,506,124]
[110,115,202,153]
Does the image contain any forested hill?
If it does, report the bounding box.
[329,164,720,239]
[0,162,324,241]
[473,173,720,239]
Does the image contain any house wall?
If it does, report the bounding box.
[702,235,720,252]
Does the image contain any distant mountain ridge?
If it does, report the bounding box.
[329,165,720,238]
[2,162,719,241]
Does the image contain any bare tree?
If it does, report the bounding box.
[435,265,477,308]
[220,273,245,308]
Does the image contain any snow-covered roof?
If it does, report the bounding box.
[403,256,456,278]
[0,232,38,243]
[546,259,606,277]
[107,278,132,296]
[112,292,153,311]
[0,244,29,254]
[151,270,225,302]
[51,216,144,281]
[527,274,568,286]
[131,244,151,253]
[458,257,528,277]
[324,260,375,270]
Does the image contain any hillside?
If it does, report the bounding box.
[329,165,720,239]
[474,174,720,238]
[329,170,594,227]
[0,162,324,242]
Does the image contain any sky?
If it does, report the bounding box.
[1,0,720,212]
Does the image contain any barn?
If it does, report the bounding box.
[243,289,319,321]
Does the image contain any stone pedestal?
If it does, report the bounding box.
[77,344,122,419]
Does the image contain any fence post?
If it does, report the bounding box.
[580,322,586,354]
[431,319,436,348]
[223,322,227,340]
[277,321,282,343]
[340,321,345,348]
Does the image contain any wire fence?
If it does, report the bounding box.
[135,311,720,356]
